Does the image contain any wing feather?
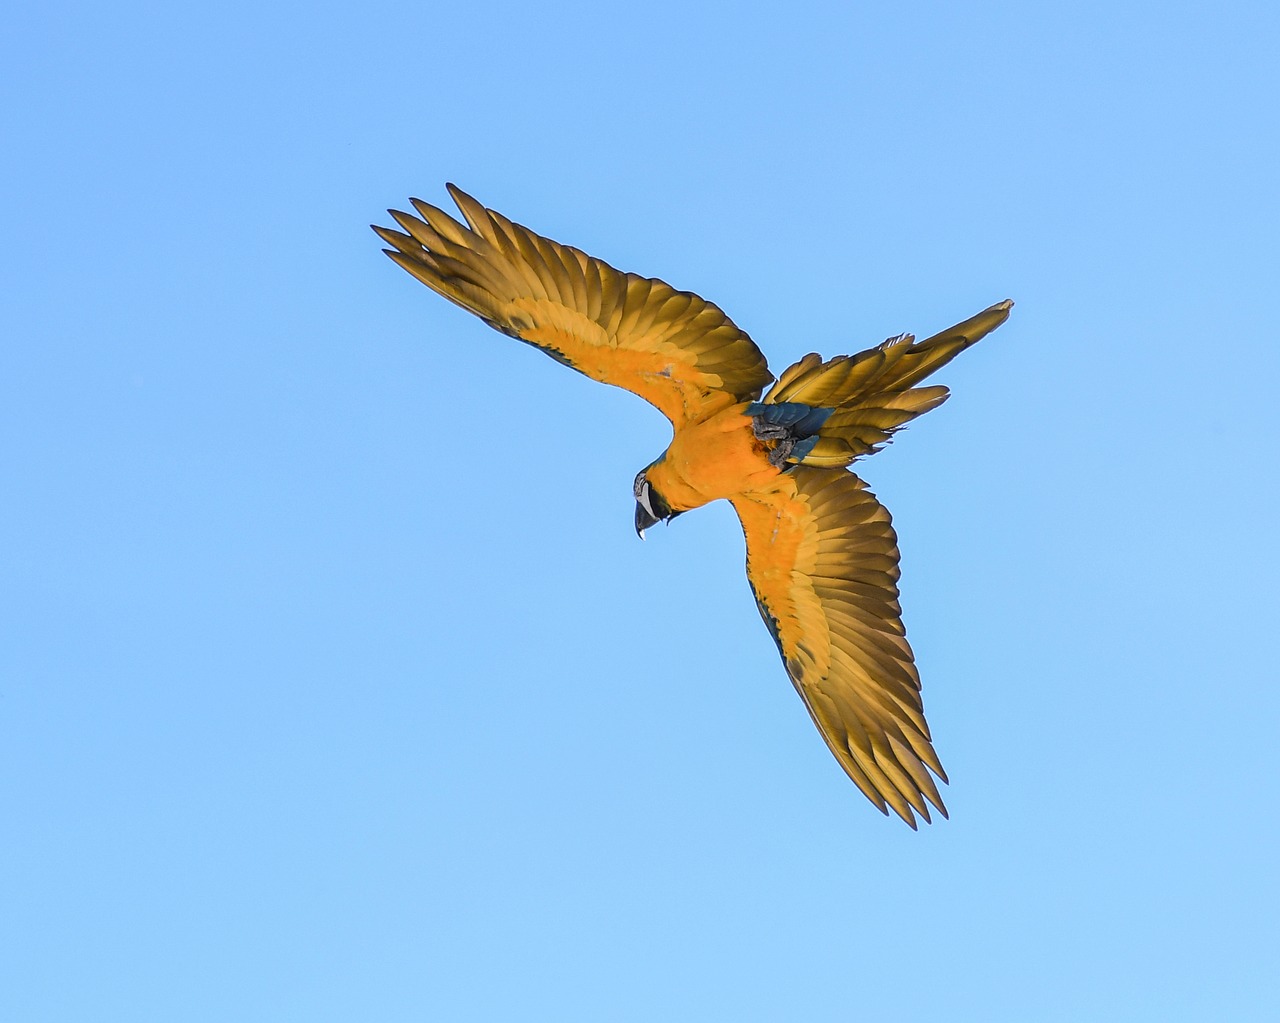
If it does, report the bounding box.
[375,186,773,426]
[732,466,947,828]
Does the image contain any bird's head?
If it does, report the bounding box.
[633,468,677,540]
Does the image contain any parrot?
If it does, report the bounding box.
[373,185,1011,827]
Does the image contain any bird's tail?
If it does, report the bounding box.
[746,300,1012,468]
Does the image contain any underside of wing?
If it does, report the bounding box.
[373,185,773,428]
[731,467,947,827]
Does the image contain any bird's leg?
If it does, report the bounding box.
[751,418,796,467]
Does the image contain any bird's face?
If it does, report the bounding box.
[633,469,675,539]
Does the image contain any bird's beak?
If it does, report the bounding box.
[635,500,661,540]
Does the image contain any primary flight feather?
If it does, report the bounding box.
[373,185,1011,827]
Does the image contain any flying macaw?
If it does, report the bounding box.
[373,185,1011,828]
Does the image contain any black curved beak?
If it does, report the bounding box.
[635,500,661,540]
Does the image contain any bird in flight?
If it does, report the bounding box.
[373,185,1011,828]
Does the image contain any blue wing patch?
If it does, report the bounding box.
[745,401,833,436]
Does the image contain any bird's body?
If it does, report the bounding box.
[374,185,1011,827]
[647,404,777,511]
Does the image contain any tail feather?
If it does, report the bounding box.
[876,299,1014,392]
[769,347,894,407]
[751,300,1012,468]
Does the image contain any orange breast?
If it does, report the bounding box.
[647,404,782,511]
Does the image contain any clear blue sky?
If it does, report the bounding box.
[3,1,1278,1019]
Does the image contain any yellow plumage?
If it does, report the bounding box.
[374,186,1012,827]
[761,303,1012,467]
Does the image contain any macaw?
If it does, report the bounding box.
[373,185,1011,827]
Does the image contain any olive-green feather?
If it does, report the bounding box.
[760,301,1011,467]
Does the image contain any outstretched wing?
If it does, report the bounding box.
[373,185,773,428]
[731,466,946,827]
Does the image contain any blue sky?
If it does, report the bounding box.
[3,1,1278,1019]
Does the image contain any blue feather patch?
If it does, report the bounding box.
[790,435,821,460]
[745,401,833,437]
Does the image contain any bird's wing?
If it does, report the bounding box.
[373,185,774,428]
[731,466,946,827]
